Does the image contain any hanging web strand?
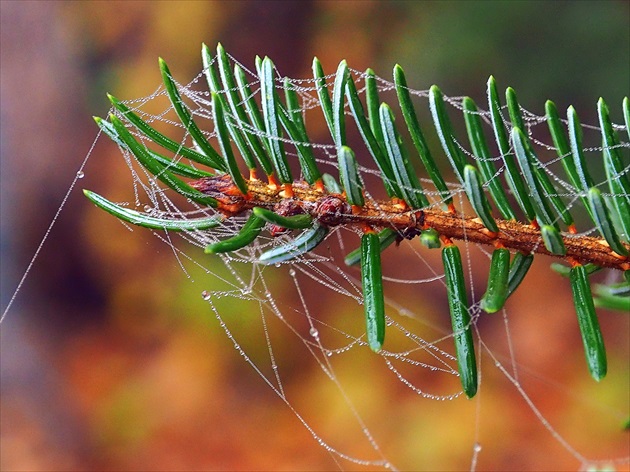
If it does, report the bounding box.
[0,133,100,324]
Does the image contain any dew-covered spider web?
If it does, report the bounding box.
[3,51,629,471]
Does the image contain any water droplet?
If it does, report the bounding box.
[143,205,152,213]
[201,290,211,300]
[241,287,252,295]
[288,268,296,276]
[274,263,281,268]
[76,170,85,179]
[309,328,319,338]
[325,351,333,357]
[473,442,482,452]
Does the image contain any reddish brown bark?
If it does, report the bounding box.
[191,175,630,271]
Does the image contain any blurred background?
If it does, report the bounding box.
[1,1,629,470]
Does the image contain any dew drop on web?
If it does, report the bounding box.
[201,290,211,300]
[76,170,85,179]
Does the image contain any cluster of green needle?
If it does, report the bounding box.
[84,44,629,398]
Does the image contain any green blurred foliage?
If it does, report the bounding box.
[1,1,628,471]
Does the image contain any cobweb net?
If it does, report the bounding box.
[26,52,630,469]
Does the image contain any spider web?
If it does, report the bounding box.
[3,53,629,470]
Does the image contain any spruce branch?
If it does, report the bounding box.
[192,174,630,271]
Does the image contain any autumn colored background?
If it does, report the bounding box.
[1,1,629,470]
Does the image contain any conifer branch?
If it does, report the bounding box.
[192,174,630,271]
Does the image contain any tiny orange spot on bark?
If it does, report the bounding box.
[351,205,363,215]
[391,197,409,211]
[281,183,294,198]
[440,235,454,246]
[362,223,375,234]
[567,256,581,268]
[314,179,326,193]
[481,229,499,239]
[267,174,280,190]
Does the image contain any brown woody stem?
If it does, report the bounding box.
[192,175,630,271]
